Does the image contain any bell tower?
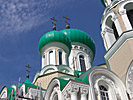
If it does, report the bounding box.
[100,0,133,98]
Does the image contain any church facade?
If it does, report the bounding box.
[0,0,133,100]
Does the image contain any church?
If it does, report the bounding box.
[0,0,133,100]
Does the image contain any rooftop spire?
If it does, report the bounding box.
[50,17,57,30]
[63,16,71,29]
[25,64,31,78]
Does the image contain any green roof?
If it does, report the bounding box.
[38,30,71,55]
[6,86,15,100]
[24,78,45,93]
[61,29,96,56]
[58,78,69,90]
[24,78,32,84]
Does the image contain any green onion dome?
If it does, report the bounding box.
[39,30,71,55]
[60,29,96,56]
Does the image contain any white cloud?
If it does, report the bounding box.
[0,0,68,36]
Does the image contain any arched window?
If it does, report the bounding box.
[106,16,119,40]
[59,51,62,65]
[49,51,54,65]
[127,9,133,28]
[53,93,58,100]
[112,23,119,40]
[79,55,86,71]
[99,85,109,100]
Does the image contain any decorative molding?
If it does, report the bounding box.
[105,30,133,61]
[118,9,127,15]
[62,80,89,100]
[71,43,94,61]
[111,15,117,22]
[88,67,129,100]
[126,60,133,99]
[102,27,114,35]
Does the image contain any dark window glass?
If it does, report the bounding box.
[112,23,119,40]
[127,10,133,28]
[99,85,109,100]
[79,55,86,71]
[59,51,62,65]
[49,51,54,65]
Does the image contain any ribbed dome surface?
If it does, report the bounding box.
[61,29,95,56]
[39,30,71,54]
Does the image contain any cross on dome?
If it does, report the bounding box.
[50,17,57,30]
[25,64,31,78]
[63,16,71,29]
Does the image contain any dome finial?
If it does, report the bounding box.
[63,16,71,29]
[25,64,31,78]
[50,17,57,30]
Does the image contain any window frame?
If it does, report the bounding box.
[47,49,55,65]
[77,53,87,71]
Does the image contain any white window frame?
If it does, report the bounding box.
[57,49,66,65]
[77,53,87,71]
[47,49,55,65]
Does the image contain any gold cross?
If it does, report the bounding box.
[63,16,71,25]
[25,64,31,74]
[50,17,57,26]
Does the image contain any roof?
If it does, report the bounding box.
[57,78,69,90]
[61,29,96,56]
[24,78,45,93]
[38,30,71,55]
[6,86,15,100]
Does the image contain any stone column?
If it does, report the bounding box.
[80,88,88,100]
[69,85,79,100]
[111,15,123,36]
[42,53,45,68]
[70,92,78,100]
[119,9,132,31]
[102,27,116,49]
[62,52,67,65]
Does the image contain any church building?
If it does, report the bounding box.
[0,0,133,100]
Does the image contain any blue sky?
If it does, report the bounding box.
[0,0,105,90]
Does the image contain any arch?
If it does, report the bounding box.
[126,60,133,99]
[102,11,120,49]
[49,51,54,65]
[102,11,116,30]
[119,0,133,30]
[79,55,86,71]
[47,49,56,65]
[0,87,7,99]
[99,85,109,100]
[124,3,133,28]
[58,65,74,75]
[119,0,133,11]
[45,78,62,100]
[57,49,64,65]
[50,87,59,100]
[39,65,58,75]
[95,76,117,100]
[88,67,128,100]
[77,52,87,71]
[105,13,119,40]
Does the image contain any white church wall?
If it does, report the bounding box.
[69,43,93,71]
[88,67,128,100]
[126,60,133,100]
